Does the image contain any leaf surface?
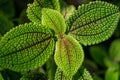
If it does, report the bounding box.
[27,0,60,23]
[54,68,72,80]
[105,68,119,80]
[54,35,84,77]
[109,39,120,62]
[54,67,93,80]
[90,46,107,66]
[0,23,55,71]
[73,67,93,80]
[66,1,120,45]
[42,8,66,35]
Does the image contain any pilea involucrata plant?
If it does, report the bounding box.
[0,0,120,79]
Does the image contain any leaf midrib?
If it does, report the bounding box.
[70,11,119,32]
[0,36,51,58]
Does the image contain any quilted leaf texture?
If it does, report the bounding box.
[54,68,72,80]
[73,67,93,80]
[0,23,55,71]
[66,1,120,46]
[54,67,93,80]
[54,35,84,77]
[27,0,60,23]
[42,8,66,35]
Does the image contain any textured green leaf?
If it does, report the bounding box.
[73,67,93,80]
[0,13,14,35]
[0,23,55,71]
[109,39,120,62]
[42,8,66,35]
[54,68,72,80]
[0,0,15,18]
[54,35,84,77]
[61,5,76,20]
[19,9,30,24]
[90,46,107,66]
[60,0,76,20]
[27,0,60,23]
[66,1,120,45]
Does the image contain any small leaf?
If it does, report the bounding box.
[27,0,60,23]
[66,1,120,45]
[42,8,66,35]
[90,46,107,66]
[61,4,76,20]
[109,39,120,62]
[0,23,55,71]
[20,71,47,80]
[104,57,119,68]
[54,35,84,77]
[105,68,119,80]
[73,67,93,80]
[54,68,72,80]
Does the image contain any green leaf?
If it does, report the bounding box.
[66,1,120,45]
[0,23,55,71]
[0,72,4,80]
[54,67,93,80]
[54,68,72,80]
[73,67,93,80]
[104,57,119,68]
[0,0,15,18]
[61,5,76,20]
[54,35,84,77]
[27,0,60,23]
[90,46,107,66]
[0,12,14,35]
[105,68,119,80]
[42,8,66,35]
[109,39,120,62]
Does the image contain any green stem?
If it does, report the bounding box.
[46,56,57,80]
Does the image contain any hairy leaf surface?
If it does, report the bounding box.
[73,67,93,80]
[54,68,72,80]
[0,23,55,71]
[27,0,60,23]
[61,5,76,20]
[42,8,66,35]
[66,1,120,45]
[54,35,84,77]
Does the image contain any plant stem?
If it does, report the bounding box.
[46,56,57,80]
